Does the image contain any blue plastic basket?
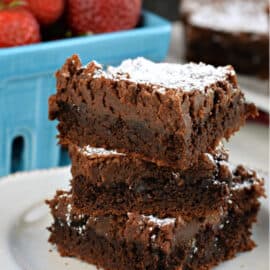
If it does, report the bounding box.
[0,11,171,177]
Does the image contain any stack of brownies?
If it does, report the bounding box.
[47,56,265,270]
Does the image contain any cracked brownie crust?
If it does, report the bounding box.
[49,55,257,169]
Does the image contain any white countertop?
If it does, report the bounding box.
[225,122,269,173]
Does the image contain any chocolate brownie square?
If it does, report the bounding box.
[181,0,269,78]
[69,144,230,217]
[49,55,257,169]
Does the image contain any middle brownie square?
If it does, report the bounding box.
[69,145,232,217]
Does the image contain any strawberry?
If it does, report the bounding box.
[26,0,65,25]
[0,7,40,47]
[67,0,142,34]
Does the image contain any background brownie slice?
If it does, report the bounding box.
[47,170,264,270]
[49,55,257,169]
[69,144,230,217]
[180,0,269,78]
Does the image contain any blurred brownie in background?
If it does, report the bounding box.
[180,0,269,78]
[143,0,180,21]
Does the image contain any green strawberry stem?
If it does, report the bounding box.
[0,0,27,10]
[8,0,27,7]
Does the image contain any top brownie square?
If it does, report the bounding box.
[49,55,256,169]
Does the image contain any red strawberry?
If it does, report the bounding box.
[67,0,142,34]
[26,0,65,25]
[0,7,40,47]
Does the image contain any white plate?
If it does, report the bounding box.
[0,166,269,270]
[237,75,269,113]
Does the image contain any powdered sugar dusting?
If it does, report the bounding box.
[189,238,198,258]
[80,145,124,157]
[58,192,71,199]
[189,0,268,34]
[75,225,86,235]
[90,58,234,92]
[142,214,176,227]
[65,203,72,227]
[231,179,256,191]
[102,58,234,92]
[63,199,87,235]
[204,153,216,166]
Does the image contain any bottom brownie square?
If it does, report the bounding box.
[47,166,264,270]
